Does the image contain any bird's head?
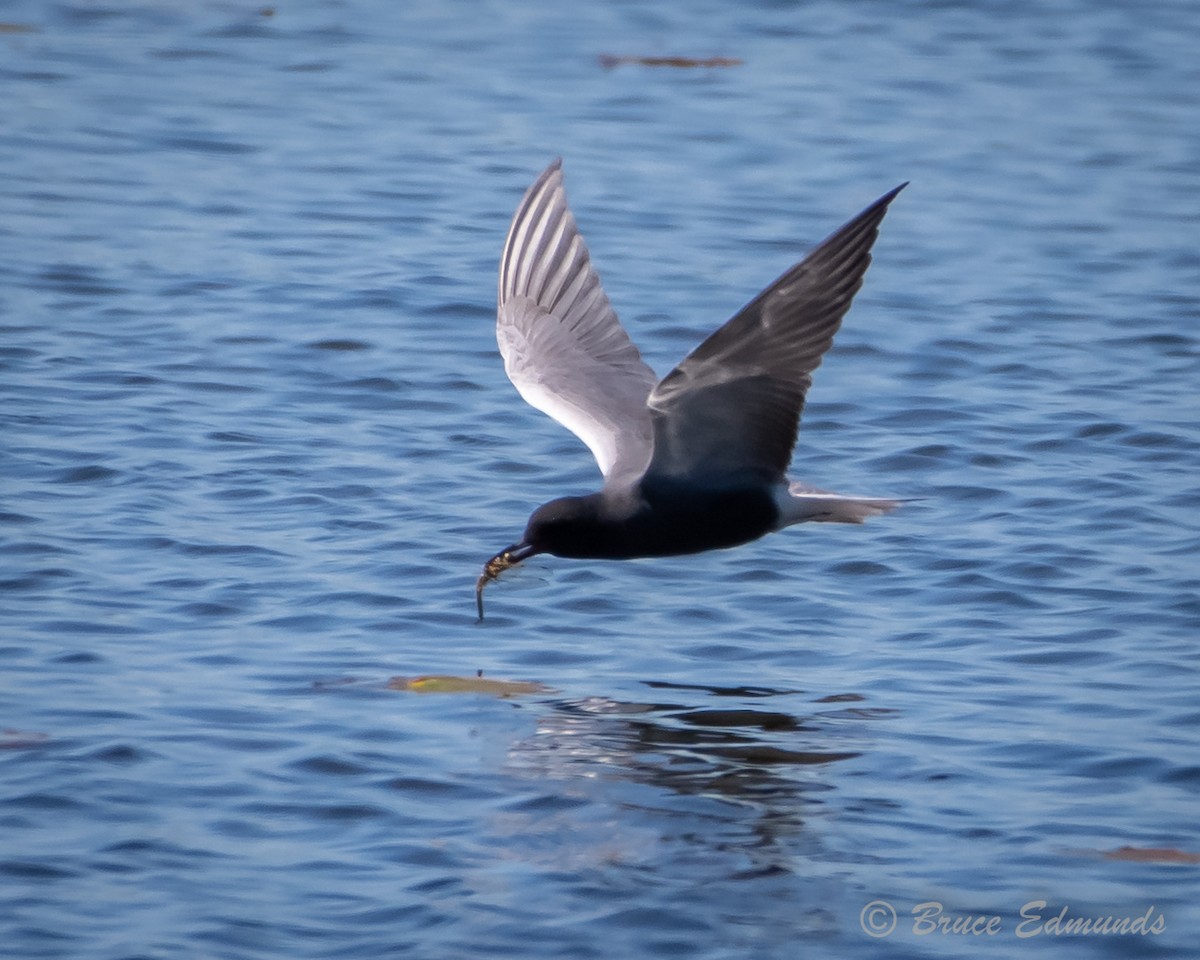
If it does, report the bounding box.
[475,495,605,619]
[520,495,608,557]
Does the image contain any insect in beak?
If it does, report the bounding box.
[475,542,536,620]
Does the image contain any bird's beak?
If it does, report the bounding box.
[475,542,537,621]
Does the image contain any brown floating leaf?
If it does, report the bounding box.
[388,674,550,697]
[599,54,742,70]
[1102,846,1200,865]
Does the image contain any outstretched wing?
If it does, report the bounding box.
[497,159,658,483]
[644,183,906,485]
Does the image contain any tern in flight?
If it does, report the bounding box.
[476,159,906,619]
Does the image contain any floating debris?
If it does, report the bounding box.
[1101,846,1200,865]
[598,54,742,70]
[388,674,551,697]
[1,729,50,749]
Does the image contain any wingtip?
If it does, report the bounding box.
[850,181,906,223]
[525,157,565,200]
[878,181,908,205]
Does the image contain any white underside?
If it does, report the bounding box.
[772,480,902,529]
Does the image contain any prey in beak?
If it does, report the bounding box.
[475,542,537,620]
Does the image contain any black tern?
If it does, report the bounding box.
[477,159,906,619]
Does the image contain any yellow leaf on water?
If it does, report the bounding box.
[388,674,550,697]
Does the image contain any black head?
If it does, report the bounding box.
[475,495,602,620]
[521,494,607,559]
[476,493,619,619]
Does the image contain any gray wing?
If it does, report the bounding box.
[645,183,906,485]
[497,159,658,483]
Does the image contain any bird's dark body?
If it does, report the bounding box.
[523,481,779,561]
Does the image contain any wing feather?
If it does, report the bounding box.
[497,160,658,482]
[645,183,906,484]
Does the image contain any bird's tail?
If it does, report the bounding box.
[774,482,909,527]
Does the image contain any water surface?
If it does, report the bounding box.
[2,1,1199,957]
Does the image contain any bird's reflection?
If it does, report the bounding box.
[488,681,898,882]
[508,681,892,812]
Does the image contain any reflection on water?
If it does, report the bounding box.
[523,684,868,788]
[500,682,887,872]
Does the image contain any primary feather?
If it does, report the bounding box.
[497,158,657,484]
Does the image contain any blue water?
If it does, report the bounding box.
[3,1,1199,957]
